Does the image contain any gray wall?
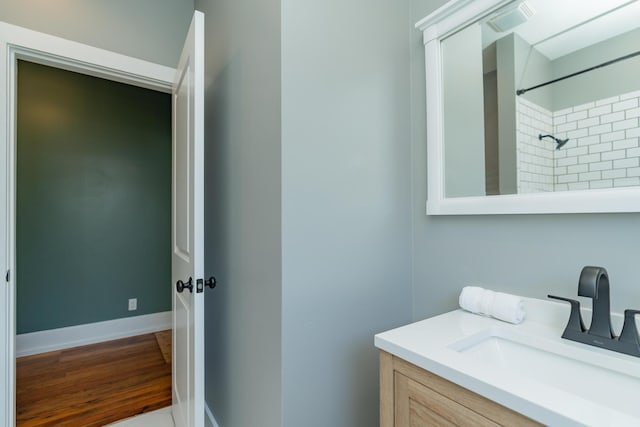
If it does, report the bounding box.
[515,35,552,110]
[411,0,640,320]
[281,0,412,426]
[195,0,283,426]
[496,34,518,195]
[17,61,171,333]
[0,0,194,66]
[483,70,500,195]
[551,27,640,111]
[495,33,553,194]
[197,0,413,426]
[442,24,486,198]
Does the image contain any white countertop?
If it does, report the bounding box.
[375,298,640,427]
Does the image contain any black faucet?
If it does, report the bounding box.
[577,266,614,339]
[548,266,640,357]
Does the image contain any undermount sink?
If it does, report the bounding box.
[448,327,640,418]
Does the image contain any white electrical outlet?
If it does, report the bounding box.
[128,298,137,311]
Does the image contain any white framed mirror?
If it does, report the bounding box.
[417,0,640,214]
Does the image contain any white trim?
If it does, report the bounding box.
[16,311,172,357]
[426,186,640,215]
[416,0,513,43]
[416,0,640,215]
[1,21,176,427]
[205,402,220,427]
[0,21,174,92]
[425,38,444,212]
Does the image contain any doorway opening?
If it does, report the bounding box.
[14,59,173,425]
[2,14,207,427]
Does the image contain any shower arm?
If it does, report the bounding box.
[539,134,569,150]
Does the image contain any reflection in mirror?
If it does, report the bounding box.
[442,0,640,198]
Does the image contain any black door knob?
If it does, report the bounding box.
[176,277,193,293]
[205,276,217,289]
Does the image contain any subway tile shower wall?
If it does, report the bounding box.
[516,97,555,193]
[516,90,640,192]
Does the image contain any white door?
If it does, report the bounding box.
[172,11,205,427]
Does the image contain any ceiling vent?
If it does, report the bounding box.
[487,1,536,33]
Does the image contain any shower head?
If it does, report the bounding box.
[539,134,569,150]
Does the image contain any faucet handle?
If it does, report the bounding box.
[548,295,586,333]
[619,309,640,345]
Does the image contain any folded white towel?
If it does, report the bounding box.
[459,286,525,324]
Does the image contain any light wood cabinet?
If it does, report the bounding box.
[379,351,542,427]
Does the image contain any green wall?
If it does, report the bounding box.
[17,61,171,334]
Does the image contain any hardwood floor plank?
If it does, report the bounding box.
[155,330,172,364]
[16,331,172,426]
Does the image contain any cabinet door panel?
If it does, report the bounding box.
[395,373,500,427]
[380,351,542,427]
[409,398,455,427]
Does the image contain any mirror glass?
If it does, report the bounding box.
[442,0,640,198]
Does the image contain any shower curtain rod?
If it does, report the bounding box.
[516,49,640,96]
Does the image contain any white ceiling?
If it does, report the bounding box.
[482,0,640,60]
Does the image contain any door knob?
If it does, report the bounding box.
[205,276,217,289]
[176,277,193,293]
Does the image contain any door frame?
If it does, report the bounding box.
[0,21,175,427]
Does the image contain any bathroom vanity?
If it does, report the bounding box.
[375,298,640,426]
[379,350,539,426]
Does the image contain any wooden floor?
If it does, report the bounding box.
[16,331,172,427]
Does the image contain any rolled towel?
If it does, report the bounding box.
[459,286,525,324]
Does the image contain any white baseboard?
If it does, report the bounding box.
[16,311,172,357]
[205,402,220,427]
